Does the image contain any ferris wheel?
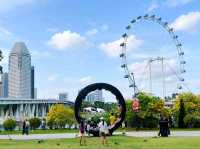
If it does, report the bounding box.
[120,14,186,98]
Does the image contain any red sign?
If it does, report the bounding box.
[132,98,140,112]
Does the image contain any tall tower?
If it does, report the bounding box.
[31,66,34,99]
[1,73,8,98]
[8,42,31,98]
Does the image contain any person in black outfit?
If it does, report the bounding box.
[22,120,26,135]
[158,116,169,137]
[158,116,164,136]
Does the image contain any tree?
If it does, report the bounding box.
[173,92,200,128]
[178,99,186,128]
[94,101,104,109]
[47,104,74,129]
[125,92,170,128]
[3,118,16,131]
[29,117,41,130]
[184,113,200,128]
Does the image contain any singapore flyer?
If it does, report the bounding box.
[120,14,188,99]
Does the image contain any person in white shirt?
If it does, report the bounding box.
[98,117,108,145]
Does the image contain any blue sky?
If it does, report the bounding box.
[0,0,200,101]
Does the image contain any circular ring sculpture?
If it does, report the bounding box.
[74,83,126,134]
[120,14,186,96]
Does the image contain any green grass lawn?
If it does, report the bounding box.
[0,136,200,149]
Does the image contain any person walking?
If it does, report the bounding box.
[98,117,108,145]
[122,121,127,135]
[22,120,26,135]
[86,121,91,137]
[79,120,86,146]
[158,116,164,136]
[41,119,46,130]
[25,119,30,135]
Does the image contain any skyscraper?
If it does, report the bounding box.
[8,42,31,98]
[86,89,103,103]
[1,73,8,98]
[31,66,34,99]
[59,92,68,101]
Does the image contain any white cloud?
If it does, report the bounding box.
[47,30,90,50]
[86,28,99,36]
[147,3,158,12]
[165,0,193,7]
[79,76,92,85]
[128,58,178,80]
[99,35,142,58]
[47,74,59,81]
[126,58,179,93]
[0,26,12,36]
[31,50,52,59]
[86,24,109,36]
[170,11,200,32]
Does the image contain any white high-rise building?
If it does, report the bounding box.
[86,89,103,103]
[59,92,68,101]
[8,42,31,98]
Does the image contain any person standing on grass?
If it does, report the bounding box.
[86,121,91,137]
[79,120,86,146]
[122,121,127,135]
[98,117,108,145]
[22,120,26,135]
[25,119,30,135]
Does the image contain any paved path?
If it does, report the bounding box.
[125,131,200,137]
[0,131,200,140]
[0,133,77,140]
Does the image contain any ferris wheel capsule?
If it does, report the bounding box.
[126,25,131,30]
[179,52,184,56]
[150,15,155,19]
[122,33,128,38]
[157,17,162,21]
[121,64,126,68]
[173,35,178,39]
[180,61,186,64]
[137,16,142,20]
[124,74,129,78]
[131,19,136,23]
[178,86,183,90]
[119,53,125,58]
[144,14,149,18]
[163,22,168,26]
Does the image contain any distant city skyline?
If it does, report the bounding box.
[0,0,200,101]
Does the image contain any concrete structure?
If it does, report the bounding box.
[86,89,103,103]
[59,92,68,101]
[8,42,31,98]
[0,98,74,124]
[31,66,35,99]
